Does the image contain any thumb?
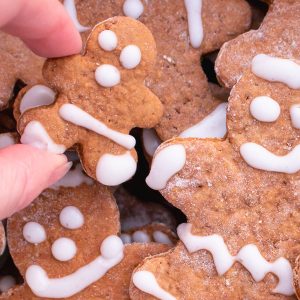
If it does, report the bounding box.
[0,144,71,220]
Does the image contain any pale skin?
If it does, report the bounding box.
[0,0,82,219]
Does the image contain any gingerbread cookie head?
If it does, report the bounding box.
[17,16,163,186]
[130,55,300,299]
[215,0,300,88]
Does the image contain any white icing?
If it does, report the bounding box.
[120,45,141,69]
[120,233,132,244]
[142,129,161,157]
[59,206,84,230]
[96,151,137,186]
[59,104,136,150]
[180,103,227,138]
[95,64,121,88]
[240,142,300,173]
[26,235,124,298]
[133,271,177,300]
[250,96,281,122]
[177,223,294,296]
[23,222,46,244]
[123,0,144,19]
[153,231,173,245]
[0,276,16,293]
[0,133,16,149]
[51,238,77,262]
[252,54,300,89]
[51,164,93,189]
[146,144,186,190]
[290,104,300,129]
[21,121,66,154]
[63,0,90,33]
[184,0,203,48]
[132,231,151,243]
[20,85,55,114]
[98,30,118,51]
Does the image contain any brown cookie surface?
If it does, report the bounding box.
[0,222,5,257]
[0,32,44,110]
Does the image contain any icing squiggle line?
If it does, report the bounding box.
[59,104,136,150]
[184,0,203,48]
[26,235,124,298]
[252,54,300,89]
[178,223,294,296]
[133,271,177,300]
[240,142,300,174]
[63,0,90,33]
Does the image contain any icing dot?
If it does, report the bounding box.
[0,276,16,293]
[98,30,118,51]
[250,96,280,122]
[100,235,124,259]
[59,206,84,229]
[132,231,151,243]
[120,233,132,244]
[123,0,144,19]
[290,104,300,129]
[120,45,142,69]
[51,238,77,262]
[23,222,46,244]
[95,64,120,88]
[153,231,173,245]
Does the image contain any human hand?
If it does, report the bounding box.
[0,0,82,219]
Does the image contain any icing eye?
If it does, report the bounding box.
[250,96,280,122]
[123,0,144,19]
[59,206,84,229]
[132,231,151,243]
[120,45,142,69]
[95,64,120,88]
[51,237,77,262]
[98,30,118,51]
[23,222,46,244]
[290,104,300,129]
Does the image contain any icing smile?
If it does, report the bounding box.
[25,235,124,298]
[240,143,300,174]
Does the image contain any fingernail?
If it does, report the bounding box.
[48,161,73,185]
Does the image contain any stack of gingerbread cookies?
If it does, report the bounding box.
[1,0,300,299]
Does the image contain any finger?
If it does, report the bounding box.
[0,0,82,57]
[0,144,71,220]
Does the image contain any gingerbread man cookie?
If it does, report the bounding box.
[58,0,251,140]
[215,0,300,88]
[17,17,163,186]
[0,32,44,111]
[1,166,171,299]
[130,54,300,299]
